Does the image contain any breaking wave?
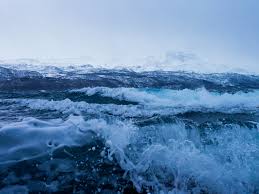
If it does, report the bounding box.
[2,87,257,117]
[0,114,258,193]
[72,87,259,108]
[0,69,259,193]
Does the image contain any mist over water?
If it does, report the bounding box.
[0,66,259,193]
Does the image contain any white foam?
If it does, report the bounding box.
[72,87,259,111]
[4,95,257,121]
[3,87,258,121]
[0,113,258,193]
[114,122,259,193]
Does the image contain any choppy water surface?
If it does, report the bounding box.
[0,67,259,194]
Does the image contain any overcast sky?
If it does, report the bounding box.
[0,0,258,72]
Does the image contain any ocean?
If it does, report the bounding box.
[0,65,259,194]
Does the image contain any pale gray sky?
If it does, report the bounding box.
[0,0,258,72]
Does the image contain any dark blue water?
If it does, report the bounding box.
[0,66,259,194]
